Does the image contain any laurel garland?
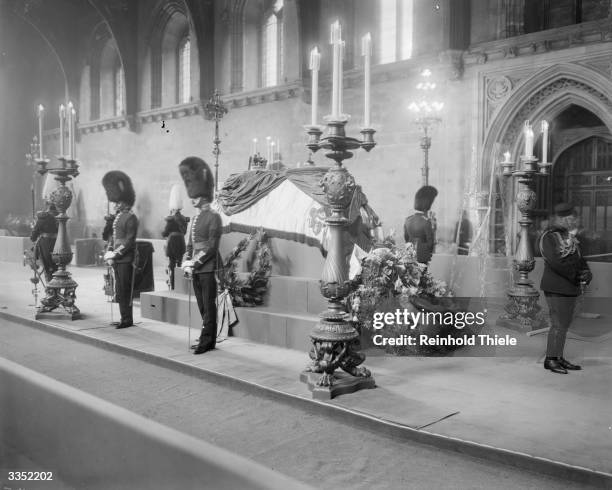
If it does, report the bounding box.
[220,231,272,307]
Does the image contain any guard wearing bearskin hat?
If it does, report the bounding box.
[162,184,189,290]
[102,171,139,329]
[404,185,438,264]
[179,156,223,354]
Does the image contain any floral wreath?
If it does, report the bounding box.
[347,235,467,355]
[219,230,272,307]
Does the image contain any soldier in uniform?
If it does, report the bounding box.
[539,203,592,374]
[30,202,59,283]
[162,184,189,290]
[179,157,222,355]
[404,185,438,265]
[102,171,139,329]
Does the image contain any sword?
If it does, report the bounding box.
[187,274,192,352]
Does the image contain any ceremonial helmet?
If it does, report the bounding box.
[414,185,438,212]
[178,156,214,201]
[168,183,183,214]
[102,170,136,206]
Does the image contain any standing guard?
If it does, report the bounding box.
[30,201,59,283]
[162,184,189,289]
[539,203,592,374]
[404,185,438,265]
[179,157,222,355]
[102,171,139,329]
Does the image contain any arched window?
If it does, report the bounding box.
[114,61,124,116]
[262,0,283,87]
[177,35,191,104]
[378,0,413,64]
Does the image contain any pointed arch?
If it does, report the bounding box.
[482,63,612,187]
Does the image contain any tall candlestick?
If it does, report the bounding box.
[270,141,276,163]
[252,138,258,155]
[37,104,44,159]
[71,106,77,160]
[523,120,534,158]
[309,47,320,126]
[59,104,65,157]
[541,120,549,163]
[362,33,372,128]
[330,21,341,119]
[266,136,272,164]
[67,101,74,160]
[277,138,280,158]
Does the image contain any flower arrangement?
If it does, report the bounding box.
[220,230,272,307]
[348,235,470,355]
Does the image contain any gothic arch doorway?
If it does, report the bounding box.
[552,133,612,259]
[482,63,612,255]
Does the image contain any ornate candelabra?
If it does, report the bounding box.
[408,69,444,186]
[300,120,376,399]
[497,121,551,331]
[34,103,81,320]
[204,90,228,193]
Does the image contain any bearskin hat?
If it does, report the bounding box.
[102,170,136,206]
[178,156,214,201]
[414,185,438,212]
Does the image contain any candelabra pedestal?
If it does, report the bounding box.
[35,157,81,320]
[300,122,376,399]
[496,157,549,332]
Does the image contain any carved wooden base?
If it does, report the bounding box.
[495,285,546,332]
[300,371,376,400]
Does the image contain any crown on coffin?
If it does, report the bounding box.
[249,153,268,171]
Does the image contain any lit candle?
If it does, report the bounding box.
[362,33,372,128]
[523,120,534,158]
[541,120,549,163]
[339,40,344,116]
[67,101,74,160]
[330,21,341,118]
[252,138,258,155]
[309,47,320,126]
[59,104,65,157]
[270,141,276,163]
[503,151,511,163]
[277,138,280,158]
[37,104,44,159]
[266,136,271,164]
[71,106,77,160]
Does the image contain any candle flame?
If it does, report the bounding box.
[309,47,320,71]
[361,33,372,57]
[38,104,44,113]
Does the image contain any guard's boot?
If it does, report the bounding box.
[559,357,582,370]
[544,357,568,374]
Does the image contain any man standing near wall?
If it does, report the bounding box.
[102,171,139,330]
[404,185,438,265]
[539,203,592,374]
[179,157,222,355]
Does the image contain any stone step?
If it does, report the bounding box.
[140,290,317,351]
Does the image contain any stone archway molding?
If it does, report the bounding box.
[482,62,612,188]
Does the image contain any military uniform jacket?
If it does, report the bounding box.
[404,212,435,264]
[184,206,222,274]
[162,212,189,259]
[539,227,591,296]
[30,211,58,242]
[107,209,138,263]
